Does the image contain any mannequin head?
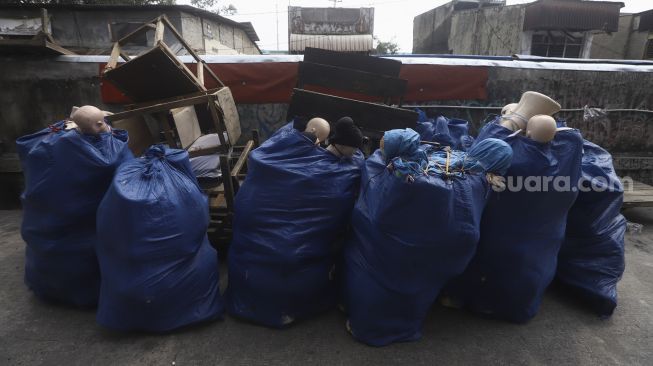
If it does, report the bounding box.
[305,117,330,144]
[71,105,110,135]
[500,91,560,132]
[327,117,363,158]
[526,114,557,143]
[501,103,518,116]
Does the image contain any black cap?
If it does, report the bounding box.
[329,117,363,149]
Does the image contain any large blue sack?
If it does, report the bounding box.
[96,145,223,332]
[225,124,364,328]
[343,148,490,346]
[444,121,583,323]
[415,109,474,150]
[557,140,626,317]
[16,122,132,307]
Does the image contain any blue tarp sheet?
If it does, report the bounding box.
[96,145,223,331]
[444,121,583,323]
[225,124,364,328]
[415,109,474,150]
[16,122,132,307]
[557,140,626,316]
[343,148,490,346]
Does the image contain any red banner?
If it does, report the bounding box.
[100,62,487,105]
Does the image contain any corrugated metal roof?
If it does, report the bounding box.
[289,34,373,52]
[523,0,623,32]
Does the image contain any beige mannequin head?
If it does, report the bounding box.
[500,91,561,131]
[305,117,330,144]
[526,114,557,143]
[501,103,518,116]
[71,105,110,135]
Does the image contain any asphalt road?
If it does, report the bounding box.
[1,208,652,366]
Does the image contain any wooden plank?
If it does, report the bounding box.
[125,88,220,109]
[103,44,204,102]
[119,51,131,62]
[287,89,417,133]
[230,140,254,177]
[154,19,164,43]
[215,87,241,144]
[158,41,207,91]
[44,40,75,56]
[303,47,402,77]
[106,42,121,70]
[197,60,204,85]
[298,61,407,99]
[111,115,154,156]
[207,97,229,149]
[105,94,210,122]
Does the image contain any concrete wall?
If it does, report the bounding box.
[1,8,184,55]
[1,8,259,56]
[449,5,525,56]
[412,3,455,54]
[1,57,652,206]
[588,13,651,60]
[591,15,634,59]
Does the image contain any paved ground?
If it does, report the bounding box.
[1,208,652,366]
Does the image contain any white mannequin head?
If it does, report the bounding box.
[499,91,561,132]
[526,114,558,143]
[501,103,518,116]
[305,117,330,144]
[71,105,110,135]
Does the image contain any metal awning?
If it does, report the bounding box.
[523,0,623,32]
[289,34,373,53]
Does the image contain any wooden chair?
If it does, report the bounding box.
[102,15,258,246]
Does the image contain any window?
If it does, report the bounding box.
[109,22,148,45]
[531,31,584,58]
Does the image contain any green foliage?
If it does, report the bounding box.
[190,0,237,15]
[374,40,400,55]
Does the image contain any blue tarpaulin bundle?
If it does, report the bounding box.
[96,145,223,332]
[16,122,132,307]
[444,121,583,323]
[343,146,492,346]
[225,124,364,328]
[415,109,474,150]
[557,140,626,317]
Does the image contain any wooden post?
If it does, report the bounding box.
[197,60,204,86]
[106,42,121,71]
[154,19,165,43]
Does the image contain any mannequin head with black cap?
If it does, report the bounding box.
[327,117,363,158]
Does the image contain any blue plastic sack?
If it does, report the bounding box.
[556,140,626,316]
[444,121,583,323]
[225,124,364,328]
[343,148,490,346]
[415,110,474,150]
[16,123,132,307]
[95,145,223,332]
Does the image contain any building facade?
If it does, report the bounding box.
[0,4,261,55]
[287,6,374,54]
[413,0,624,59]
[591,10,653,60]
